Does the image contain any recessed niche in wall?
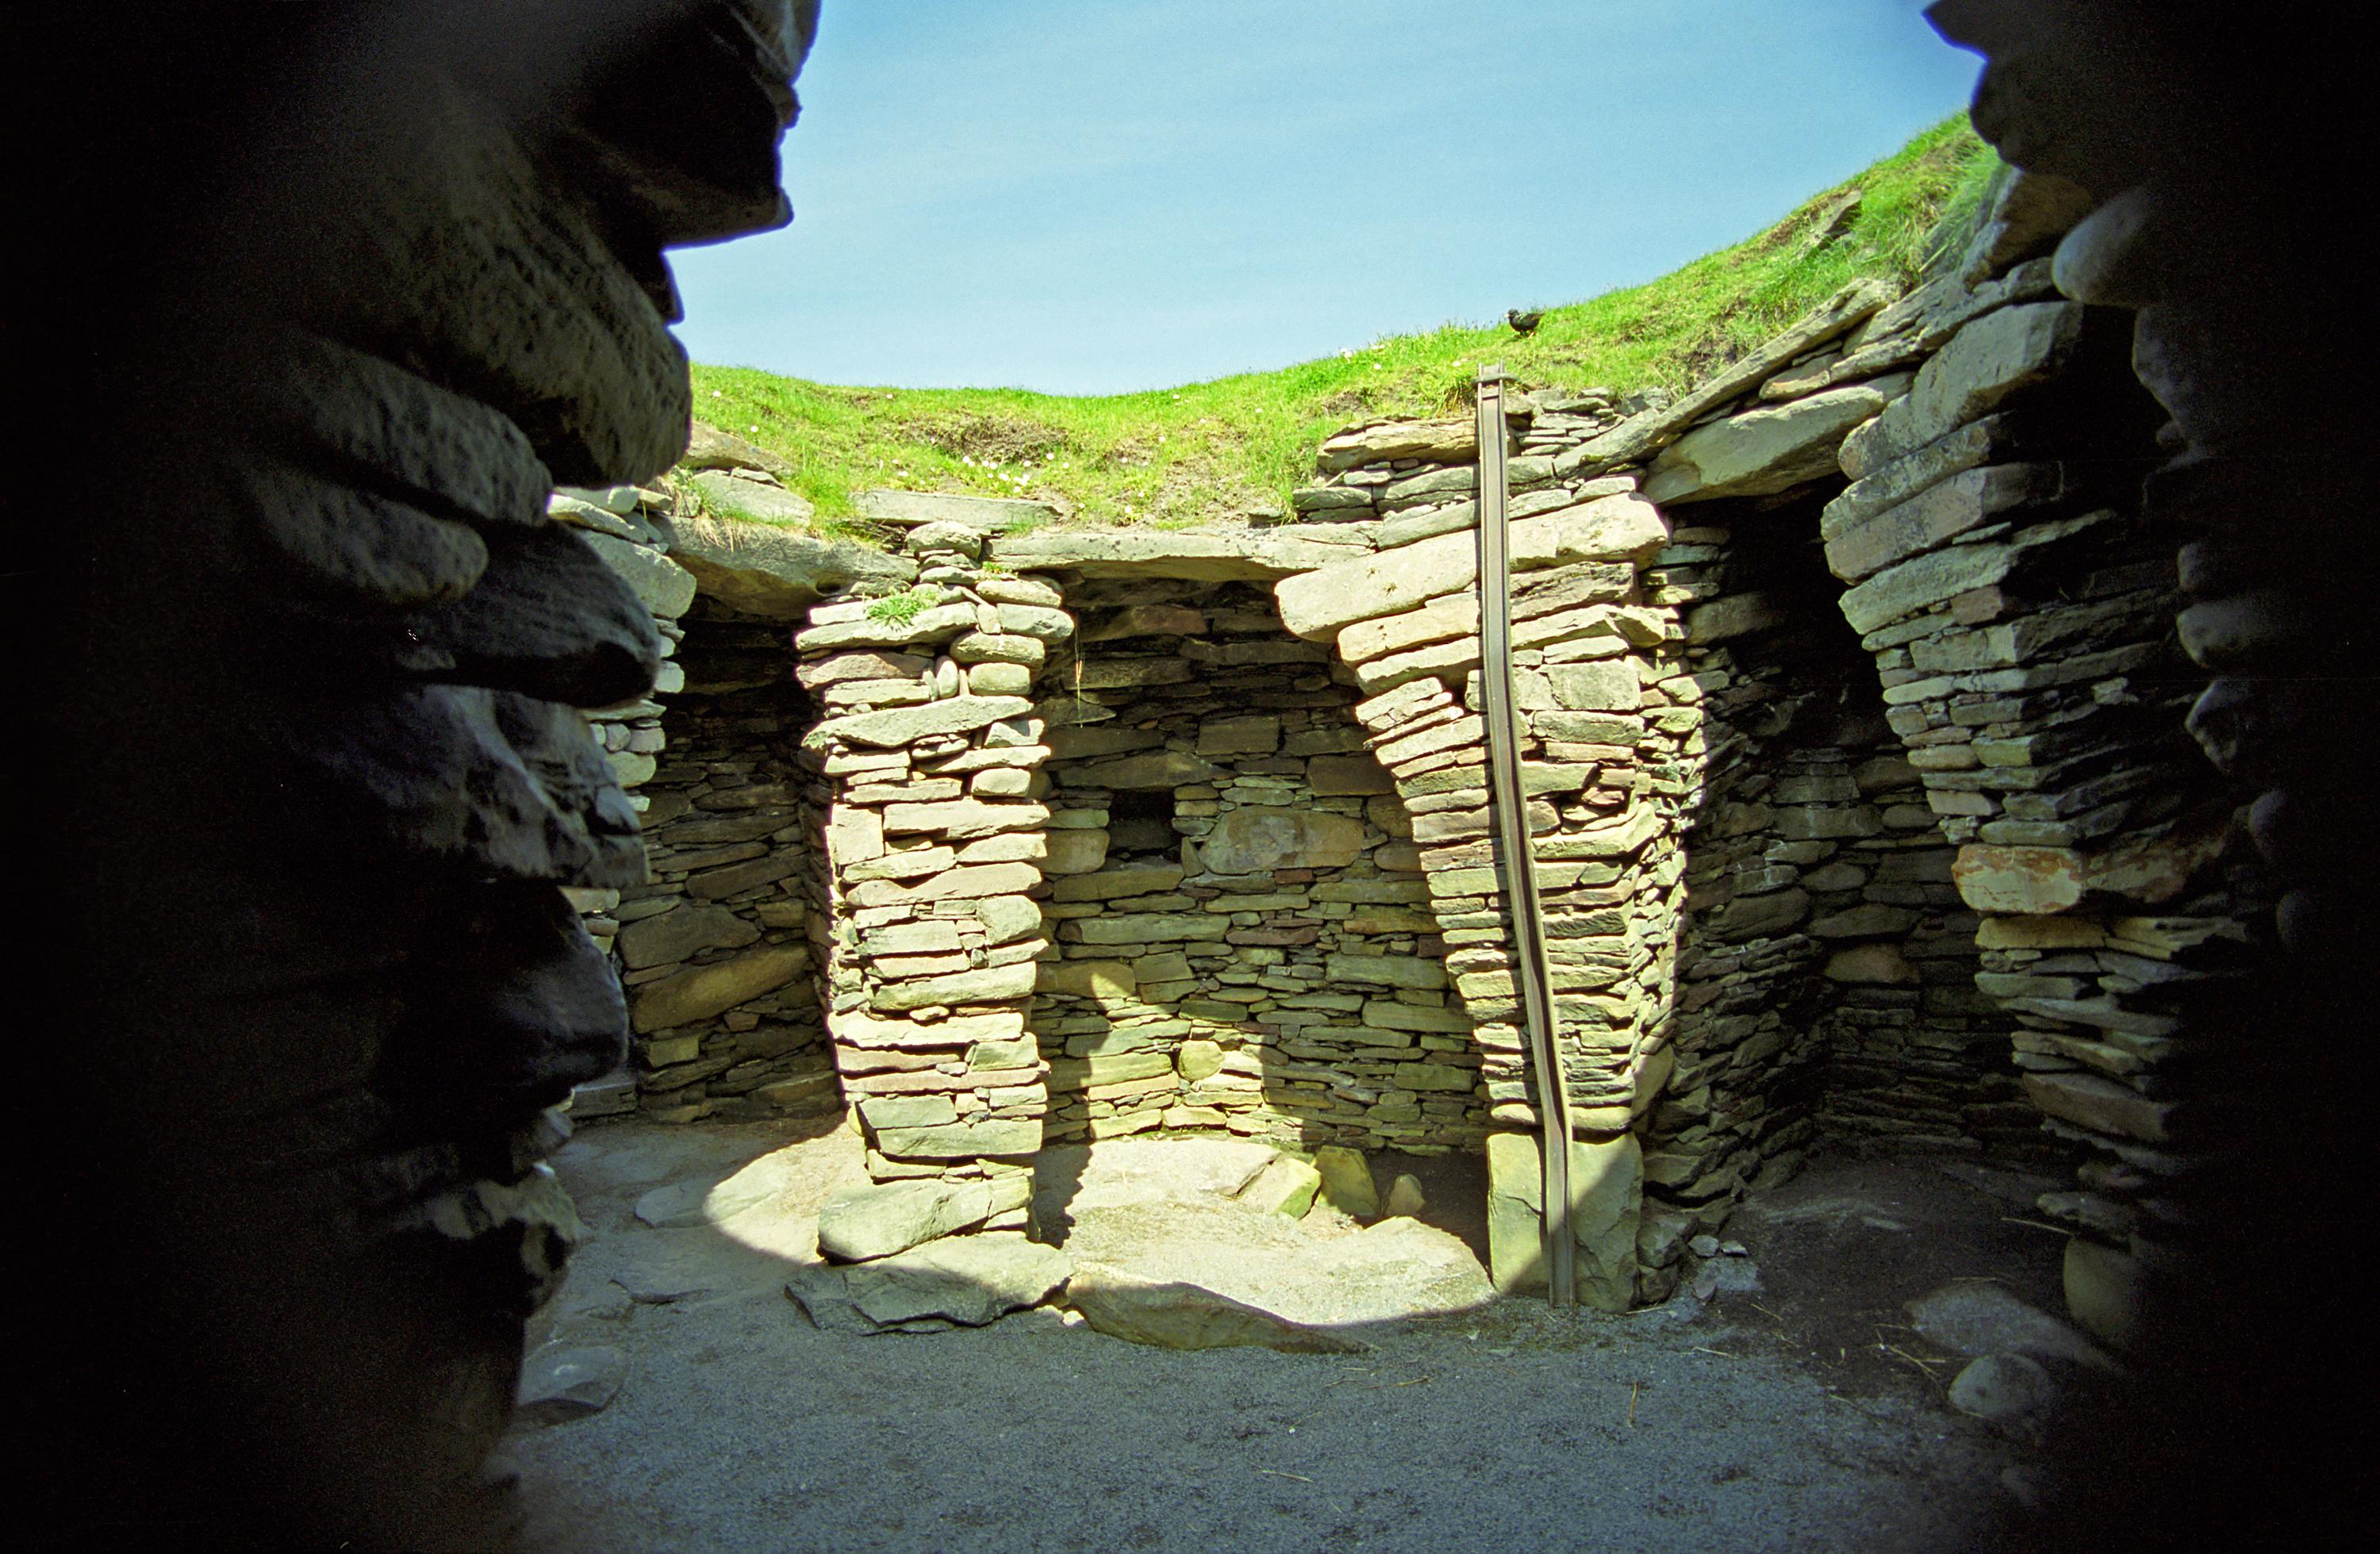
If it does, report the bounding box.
[1105,788,1176,859]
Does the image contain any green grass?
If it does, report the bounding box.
[691,115,1996,537]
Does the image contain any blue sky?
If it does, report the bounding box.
[670,2,1979,396]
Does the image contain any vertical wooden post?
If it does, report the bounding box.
[1475,366,1576,1306]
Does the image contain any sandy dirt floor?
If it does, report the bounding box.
[504,1118,2059,1552]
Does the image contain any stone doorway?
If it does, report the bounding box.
[1027,574,1490,1172]
[1637,476,2044,1296]
[593,600,837,1125]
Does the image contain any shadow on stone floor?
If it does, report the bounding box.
[494,1121,2121,1551]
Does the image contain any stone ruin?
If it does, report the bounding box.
[18,0,2371,1545]
[564,200,2247,1338]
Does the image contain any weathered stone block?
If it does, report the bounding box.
[804,695,1035,751]
[858,1094,958,1130]
[1709,888,1811,943]
[2022,1071,2174,1142]
[1338,592,1478,665]
[881,798,1048,838]
[2062,1237,2141,1351]
[949,631,1046,667]
[831,1009,1024,1050]
[1486,1132,1642,1311]
[1326,953,1445,990]
[1041,829,1110,876]
[1642,380,1902,505]
[1036,959,1138,1000]
[1837,541,2018,636]
[1200,808,1365,873]
[873,1119,1044,1159]
[616,902,760,970]
[1275,495,1668,639]
[870,962,1038,1011]
[1176,1039,1226,1081]
[585,529,698,617]
[1194,716,1281,756]
[995,603,1075,642]
[1048,1051,1173,1090]
[1547,661,1641,712]
[1313,1146,1379,1219]
[1365,1000,1471,1034]
[1825,462,2064,582]
[1073,913,1232,944]
[1307,754,1395,796]
[1841,301,2083,478]
[1238,1155,1322,1217]
[631,946,807,1033]
[967,662,1033,696]
[972,894,1042,945]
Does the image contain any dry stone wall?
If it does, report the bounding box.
[1269,464,1693,1307]
[793,519,1064,1218]
[551,478,689,1117]
[1814,183,2263,1342]
[1031,578,1476,1151]
[581,155,2266,1333]
[1265,216,2245,1312]
[1646,489,2046,1272]
[604,604,834,1123]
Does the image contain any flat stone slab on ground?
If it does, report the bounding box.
[517,1345,627,1424]
[786,1234,1073,1333]
[513,1126,2025,1551]
[1031,1138,1279,1216]
[631,1148,806,1230]
[1065,1271,1371,1354]
[1909,1280,2112,1370]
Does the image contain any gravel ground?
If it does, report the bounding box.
[506,1119,2029,1552]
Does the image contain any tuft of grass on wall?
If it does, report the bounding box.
[690,115,1998,537]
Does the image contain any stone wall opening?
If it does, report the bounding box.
[1646,477,2043,1275]
[599,600,835,1123]
[1028,574,1491,1177]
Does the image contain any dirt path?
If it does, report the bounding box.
[505,1120,2035,1552]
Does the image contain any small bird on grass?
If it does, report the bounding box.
[1506,308,1544,336]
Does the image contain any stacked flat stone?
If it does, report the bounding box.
[1920,10,2360,1541]
[1270,267,2185,1305]
[605,604,835,1122]
[794,518,1062,1206]
[552,480,696,1118]
[1028,580,1474,1151]
[1272,472,1680,1307]
[1817,188,2255,1342]
[561,475,836,1126]
[590,196,2261,1322]
[1660,523,2040,1237]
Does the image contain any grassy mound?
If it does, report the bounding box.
[689,115,1995,535]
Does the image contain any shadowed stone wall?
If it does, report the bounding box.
[1032,577,1474,1150]
[604,602,835,1122]
[1914,2,2366,1541]
[23,2,819,1544]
